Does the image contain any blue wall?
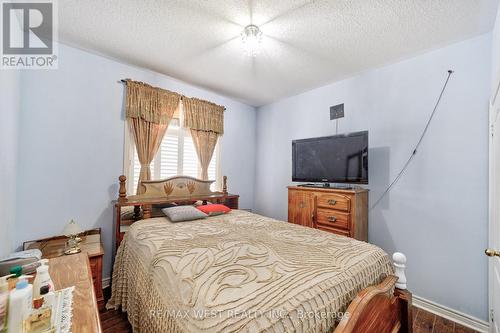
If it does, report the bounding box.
[254,34,492,320]
[0,71,20,257]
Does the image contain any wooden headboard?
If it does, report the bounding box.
[113,175,239,250]
[123,175,224,201]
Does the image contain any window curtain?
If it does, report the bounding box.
[125,80,181,193]
[183,97,225,180]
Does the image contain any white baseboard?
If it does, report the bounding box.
[413,295,490,333]
[102,277,110,289]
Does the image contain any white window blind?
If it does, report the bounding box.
[159,122,180,179]
[208,150,216,181]
[182,135,198,178]
[130,118,219,194]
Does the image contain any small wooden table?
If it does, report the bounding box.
[49,253,102,333]
[24,229,105,308]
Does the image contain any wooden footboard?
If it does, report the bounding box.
[334,276,412,333]
[335,251,412,333]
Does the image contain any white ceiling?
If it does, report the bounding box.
[58,0,499,106]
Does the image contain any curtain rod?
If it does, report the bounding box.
[118,79,226,110]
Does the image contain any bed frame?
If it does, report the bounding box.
[113,175,412,333]
[113,175,239,250]
[335,253,412,333]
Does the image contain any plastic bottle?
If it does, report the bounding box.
[0,274,14,332]
[32,260,54,299]
[7,279,33,333]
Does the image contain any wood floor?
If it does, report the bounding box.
[99,289,481,333]
[100,308,132,333]
[412,308,481,333]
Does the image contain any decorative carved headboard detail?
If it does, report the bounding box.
[118,175,229,203]
[132,176,220,200]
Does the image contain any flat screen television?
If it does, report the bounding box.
[292,131,368,184]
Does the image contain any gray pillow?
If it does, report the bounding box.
[162,206,207,222]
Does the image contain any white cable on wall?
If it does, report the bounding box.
[370,70,454,210]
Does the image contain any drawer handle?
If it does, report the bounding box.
[328,200,337,205]
[328,216,337,222]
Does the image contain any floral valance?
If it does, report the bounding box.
[125,80,181,124]
[183,97,225,135]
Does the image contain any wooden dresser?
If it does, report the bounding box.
[288,186,369,241]
[24,229,105,309]
[49,253,102,333]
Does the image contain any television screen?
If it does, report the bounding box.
[292,131,368,184]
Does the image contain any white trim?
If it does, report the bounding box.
[489,60,500,333]
[413,295,490,333]
[178,101,185,174]
[215,139,222,191]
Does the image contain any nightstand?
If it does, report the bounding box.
[23,228,105,309]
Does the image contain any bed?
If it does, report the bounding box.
[109,175,412,333]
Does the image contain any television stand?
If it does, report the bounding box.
[298,183,353,190]
[287,186,368,241]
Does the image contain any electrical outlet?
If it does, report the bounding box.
[330,104,344,120]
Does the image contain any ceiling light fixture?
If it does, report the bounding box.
[241,25,262,57]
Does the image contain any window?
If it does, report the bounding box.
[125,116,221,194]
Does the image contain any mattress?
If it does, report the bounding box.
[108,210,393,333]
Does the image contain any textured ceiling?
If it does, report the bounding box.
[58,0,499,106]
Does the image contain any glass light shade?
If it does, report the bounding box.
[62,219,82,237]
[241,25,262,57]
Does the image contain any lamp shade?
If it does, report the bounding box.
[62,219,82,237]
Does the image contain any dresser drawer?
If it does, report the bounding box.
[316,225,351,237]
[316,194,351,211]
[316,208,350,230]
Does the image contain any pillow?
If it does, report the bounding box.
[197,204,231,216]
[162,206,207,222]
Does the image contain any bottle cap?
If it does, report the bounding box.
[16,279,28,289]
[40,285,50,295]
[9,265,22,277]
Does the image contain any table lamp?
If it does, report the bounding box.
[63,219,83,255]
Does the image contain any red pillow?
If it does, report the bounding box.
[197,204,231,215]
